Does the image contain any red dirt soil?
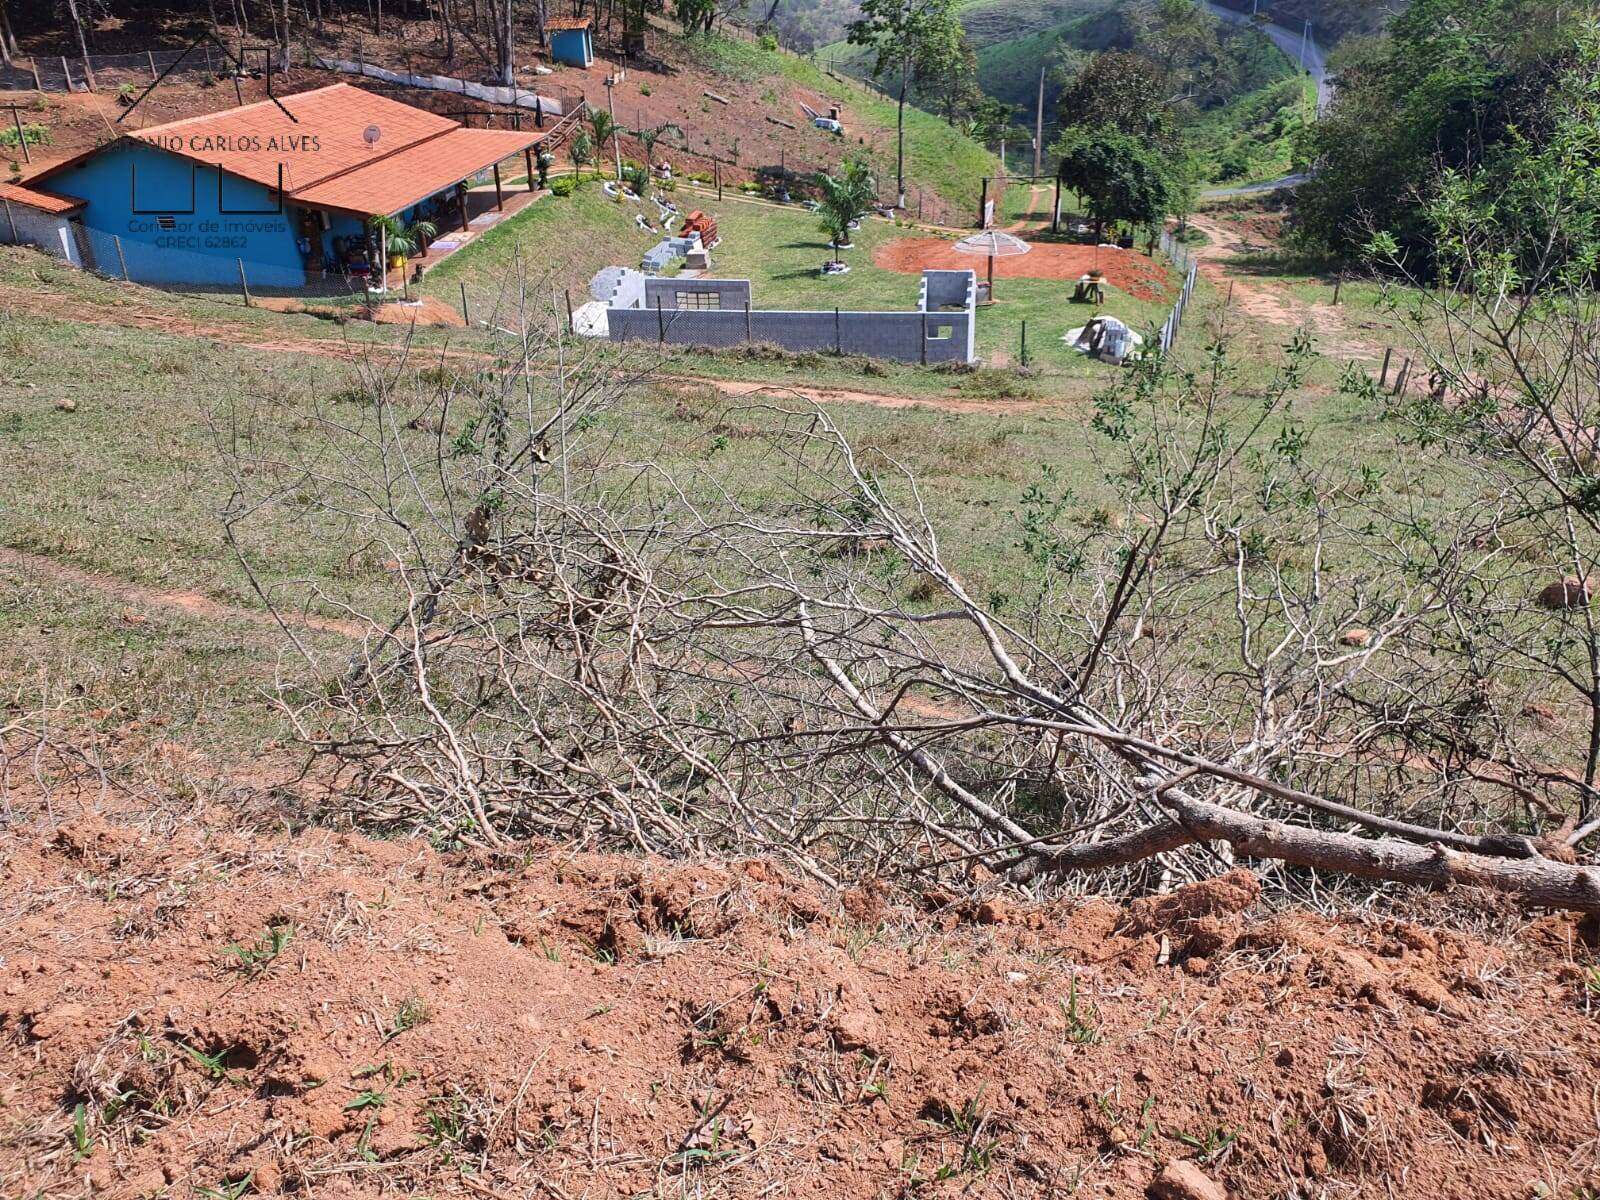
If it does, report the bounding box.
[874,237,1175,302]
[7,771,1600,1199]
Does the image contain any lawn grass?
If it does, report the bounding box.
[1,226,1503,791]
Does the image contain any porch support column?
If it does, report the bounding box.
[459,183,470,232]
[524,148,535,191]
[493,163,504,211]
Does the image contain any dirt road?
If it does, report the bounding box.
[1186,212,1381,362]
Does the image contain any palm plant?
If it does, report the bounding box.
[634,121,681,171]
[814,158,876,267]
[366,213,438,264]
[589,110,621,180]
[568,131,594,177]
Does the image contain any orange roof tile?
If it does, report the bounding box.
[0,182,87,214]
[290,127,545,216]
[547,16,593,30]
[126,83,459,193]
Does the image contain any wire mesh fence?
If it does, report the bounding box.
[2,202,416,303]
[1157,230,1200,354]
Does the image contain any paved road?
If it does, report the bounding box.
[1201,1,1331,110]
[1198,2,1331,198]
[1202,171,1311,199]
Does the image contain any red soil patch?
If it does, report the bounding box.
[363,296,466,328]
[7,769,1600,1199]
[874,237,1174,302]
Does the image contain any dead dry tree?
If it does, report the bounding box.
[221,267,1600,913]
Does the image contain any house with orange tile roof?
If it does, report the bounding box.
[13,83,545,288]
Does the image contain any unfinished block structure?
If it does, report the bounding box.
[606,269,976,364]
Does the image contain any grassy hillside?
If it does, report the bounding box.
[1190,72,1315,185]
[679,32,998,218]
[972,7,1122,116]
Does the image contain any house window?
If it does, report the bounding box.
[676,290,721,310]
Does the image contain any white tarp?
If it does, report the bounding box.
[314,56,565,118]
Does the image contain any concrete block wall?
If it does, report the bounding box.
[609,306,972,363]
[642,277,752,309]
[607,270,975,365]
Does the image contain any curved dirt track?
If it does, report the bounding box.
[1187,213,1381,362]
[0,546,364,639]
[1,282,1061,416]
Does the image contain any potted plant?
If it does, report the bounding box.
[366,214,438,273]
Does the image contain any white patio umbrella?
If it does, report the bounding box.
[952,230,1031,302]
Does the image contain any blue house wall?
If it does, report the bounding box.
[54,140,306,287]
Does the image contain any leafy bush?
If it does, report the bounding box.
[0,123,50,150]
[550,177,577,197]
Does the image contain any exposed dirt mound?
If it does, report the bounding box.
[873,237,1175,302]
[6,784,1600,1199]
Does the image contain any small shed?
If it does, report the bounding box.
[548,17,595,68]
[0,182,87,267]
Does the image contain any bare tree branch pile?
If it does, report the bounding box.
[220,273,1600,914]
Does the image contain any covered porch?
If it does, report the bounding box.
[293,126,547,289]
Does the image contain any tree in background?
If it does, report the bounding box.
[1055,49,1176,148]
[847,0,954,210]
[589,109,621,180]
[909,3,974,124]
[0,0,19,65]
[1055,127,1178,243]
[815,157,876,266]
[1294,0,1570,266]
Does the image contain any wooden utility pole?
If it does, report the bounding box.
[604,74,623,182]
[1032,63,1045,181]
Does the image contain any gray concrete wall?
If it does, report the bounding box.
[607,269,975,364]
[642,277,752,310]
[609,305,972,363]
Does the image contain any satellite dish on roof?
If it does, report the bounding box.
[362,125,382,149]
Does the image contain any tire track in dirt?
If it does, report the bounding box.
[0,546,365,639]
[1187,213,1381,362]
[0,283,1070,416]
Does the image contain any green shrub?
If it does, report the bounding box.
[550,176,577,197]
[0,123,50,150]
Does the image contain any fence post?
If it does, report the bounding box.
[113,235,129,281]
[461,281,471,326]
[565,288,574,333]
[1226,279,1234,306]
[147,50,158,80]
[834,307,841,355]
[61,57,72,91]
[237,259,251,306]
[30,59,42,90]
[920,309,927,365]
[1378,347,1392,388]
[1020,319,1028,367]
[1394,358,1410,395]
[2,200,17,244]
[656,294,665,343]
[7,105,29,164]
[745,299,752,343]
[1332,275,1342,305]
